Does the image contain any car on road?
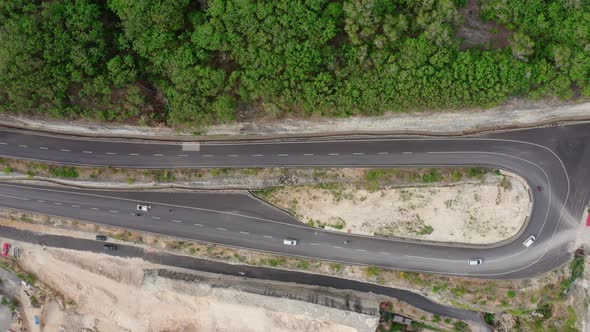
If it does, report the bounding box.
[103,244,118,251]
[468,258,483,265]
[137,204,151,211]
[96,235,107,241]
[2,243,9,256]
[283,239,297,246]
[523,235,536,247]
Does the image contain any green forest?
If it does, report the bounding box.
[0,0,589,127]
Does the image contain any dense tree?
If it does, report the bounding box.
[0,0,588,126]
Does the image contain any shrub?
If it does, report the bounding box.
[50,166,79,178]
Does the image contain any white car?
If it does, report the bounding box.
[523,235,536,247]
[468,258,483,266]
[137,204,151,212]
[283,239,297,246]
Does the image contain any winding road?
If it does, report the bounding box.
[0,123,586,279]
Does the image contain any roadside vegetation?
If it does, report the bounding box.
[1,1,589,127]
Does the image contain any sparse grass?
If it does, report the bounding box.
[484,313,495,325]
[330,263,343,273]
[127,177,135,184]
[451,170,462,182]
[507,289,516,298]
[500,176,512,190]
[432,283,448,293]
[365,266,382,279]
[451,286,467,297]
[3,166,12,174]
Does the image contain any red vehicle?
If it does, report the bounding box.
[586,213,590,226]
[2,243,9,256]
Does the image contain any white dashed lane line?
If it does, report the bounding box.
[60,149,70,152]
[106,152,117,155]
[0,142,6,145]
[153,154,164,157]
[171,219,183,223]
[129,153,140,156]
[72,205,80,208]
[239,231,250,235]
[90,207,99,211]
[251,154,263,157]
[0,194,29,200]
[378,152,389,155]
[202,155,214,157]
[151,216,161,220]
[353,152,365,155]
[277,154,288,157]
[227,154,239,157]
[109,210,118,213]
[309,243,320,246]
[37,200,45,203]
[177,154,189,157]
[328,153,339,156]
[53,202,62,205]
[263,235,272,239]
[18,145,27,148]
[39,147,48,150]
[332,246,343,249]
[217,227,227,231]
[356,249,367,252]
[303,153,314,156]
[193,223,203,226]
[380,252,391,255]
[82,151,93,154]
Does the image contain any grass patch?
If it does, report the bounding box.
[467,167,486,178]
[507,289,516,298]
[17,272,37,286]
[451,170,462,182]
[484,313,495,325]
[432,283,448,293]
[417,225,434,235]
[295,259,310,270]
[421,169,443,183]
[561,254,585,293]
[49,166,79,178]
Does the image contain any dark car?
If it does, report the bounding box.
[103,244,118,251]
[96,235,108,241]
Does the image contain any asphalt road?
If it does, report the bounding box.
[0,225,483,323]
[0,124,585,279]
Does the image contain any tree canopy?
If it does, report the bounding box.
[0,0,589,127]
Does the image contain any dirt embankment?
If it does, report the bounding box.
[9,243,379,332]
[261,173,530,245]
[0,100,588,139]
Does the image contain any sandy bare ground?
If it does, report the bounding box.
[13,244,375,332]
[264,175,530,244]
